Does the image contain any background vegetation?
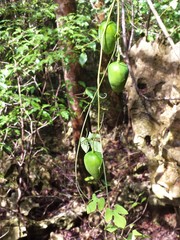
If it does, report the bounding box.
[0,0,179,239]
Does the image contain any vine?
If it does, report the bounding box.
[75,0,145,238]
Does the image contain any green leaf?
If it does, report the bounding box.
[3,144,12,155]
[141,197,147,203]
[41,110,51,121]
[92,193,98,202]
[105,224,118,233]
[169,0,178,9]
[105,208,113,223]
[30,101,41,110]
[84,176,94,181]
[60,109,69,120]
[97,197,105,211]
[131,202,139,209]
[80,137,90,153]
[132,229,143,237]
[113,212,126,229]
[85,87,95,99]
[127,229,144,240]
[114,204,128,215]
[87,200,97,214]
[88,41,96,51]
[79,52,87,66]
[90,140,103,153]
[88,132,103,153]
[88,132,100,140]
[0,116,9,127]
[78,81,86,88]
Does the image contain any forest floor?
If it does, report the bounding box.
[0,126,179,240]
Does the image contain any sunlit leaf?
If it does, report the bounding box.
[79,52,87,66]
[92,193,98,202]
[132,229,143,236]
[87,200,96,214]
[113,212,126,229]
[60,109,69,120]
[105,208,113,223]
[105,224,118,233]
[80,137,90,153]
[114,204,128,215]
[97,197,105,211]
[169,0,178,9]
[85,87,95,99]
[88,132,103,153]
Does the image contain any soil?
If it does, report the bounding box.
[0,125,180,240]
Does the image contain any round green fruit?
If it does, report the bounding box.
[108,61,129,93]
[84,151,103,180]
[98,21,117,55]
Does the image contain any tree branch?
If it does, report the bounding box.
[146,0,175,49]
[121,0,128,52]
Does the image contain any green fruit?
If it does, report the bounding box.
[84,151,103,180]
[108,61,129,93]
[98,21,117,55]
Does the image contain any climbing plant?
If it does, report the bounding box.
[0,0,179,238]
[75,0,179,238]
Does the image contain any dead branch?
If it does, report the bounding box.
[146,0,175,49]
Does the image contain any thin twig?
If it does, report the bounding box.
[128,0,135,50]
[17,75,26,166]
[146,0,175,49]
[0,230,9,239]
[121,0,180,104]
[121,0,128,52]
[145,9,151,40]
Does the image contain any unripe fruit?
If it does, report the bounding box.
[98,21,117,55]
[108,61,129,93]
[84,151,103,180]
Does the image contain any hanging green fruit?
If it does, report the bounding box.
[98,20,117,55]
[108,61,129,93]
[84,151,103,180]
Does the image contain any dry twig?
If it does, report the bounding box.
[146,0,175,49]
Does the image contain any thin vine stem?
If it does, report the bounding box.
[75,0,118,203]
[97,0,116,132]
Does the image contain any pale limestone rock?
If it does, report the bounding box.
[126,38,180,202]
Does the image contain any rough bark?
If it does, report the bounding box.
[54,0,86,148]
[54,0,76,17]
[54,0,91,191]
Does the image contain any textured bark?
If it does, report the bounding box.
[64,62,85,146]
[54,0,86,148]
[54,0,91,191]
[54,0,76,17]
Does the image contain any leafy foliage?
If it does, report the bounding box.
[132,0,179,42]
[0,0,178,238]
[0,0,68,154]
[86,194,145,238]
[56,13,97,66]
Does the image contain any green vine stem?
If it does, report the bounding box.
[75,0,117,201]
[97,0,116,132]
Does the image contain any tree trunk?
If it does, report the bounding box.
[54,0,86,148]
[54,0,91,191]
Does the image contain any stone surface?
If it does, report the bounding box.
[126,37,180,202]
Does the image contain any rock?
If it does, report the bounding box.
[126,37,180,202]
[0,218,26,240]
